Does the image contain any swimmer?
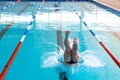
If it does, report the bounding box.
[64,30,80,64]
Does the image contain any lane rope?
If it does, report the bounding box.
[0,2,30,39]
[68,2,120,68]
[0,3,43,80]
[0,0,22,11]
[0,2,15,11]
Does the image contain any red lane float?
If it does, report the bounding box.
[68,3,120,68]
[99,42,120,68]
[0,42,22,80]
[0,3,42,80]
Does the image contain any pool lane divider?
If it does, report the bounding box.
[0,22,14,39]
[0,3,42,80]
[0,2,15,11]
[68,3,120,68]
[0,0,22,11]
[0,3,30,39]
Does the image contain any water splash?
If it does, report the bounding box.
[41,52,59,68]
[81,50,104,68]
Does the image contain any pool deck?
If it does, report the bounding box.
[92,0,120,12]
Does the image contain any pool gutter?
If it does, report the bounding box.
[91,0,120,16]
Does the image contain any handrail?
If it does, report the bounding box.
[68,3,120,68]
[0,3,42,80]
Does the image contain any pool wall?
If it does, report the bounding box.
[91,0,120,17]
[0,0,89,2]
[1,0,120,17]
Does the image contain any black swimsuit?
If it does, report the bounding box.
[66,60,78,64]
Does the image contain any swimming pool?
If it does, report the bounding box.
[0,1,120,80]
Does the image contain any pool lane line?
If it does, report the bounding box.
[0,3,42,80]
[68,3,120,68]
[0,0,23,11]
[0,22,14,39]
[0,2,18,39]
[0,3,30,39]
[17,3,30,16]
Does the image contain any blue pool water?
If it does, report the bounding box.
[0,1,120,80]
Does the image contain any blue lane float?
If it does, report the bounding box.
[0,2,15,11]
[68,3,120,68]
[20,4,42,42]
[0,3,43,80]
